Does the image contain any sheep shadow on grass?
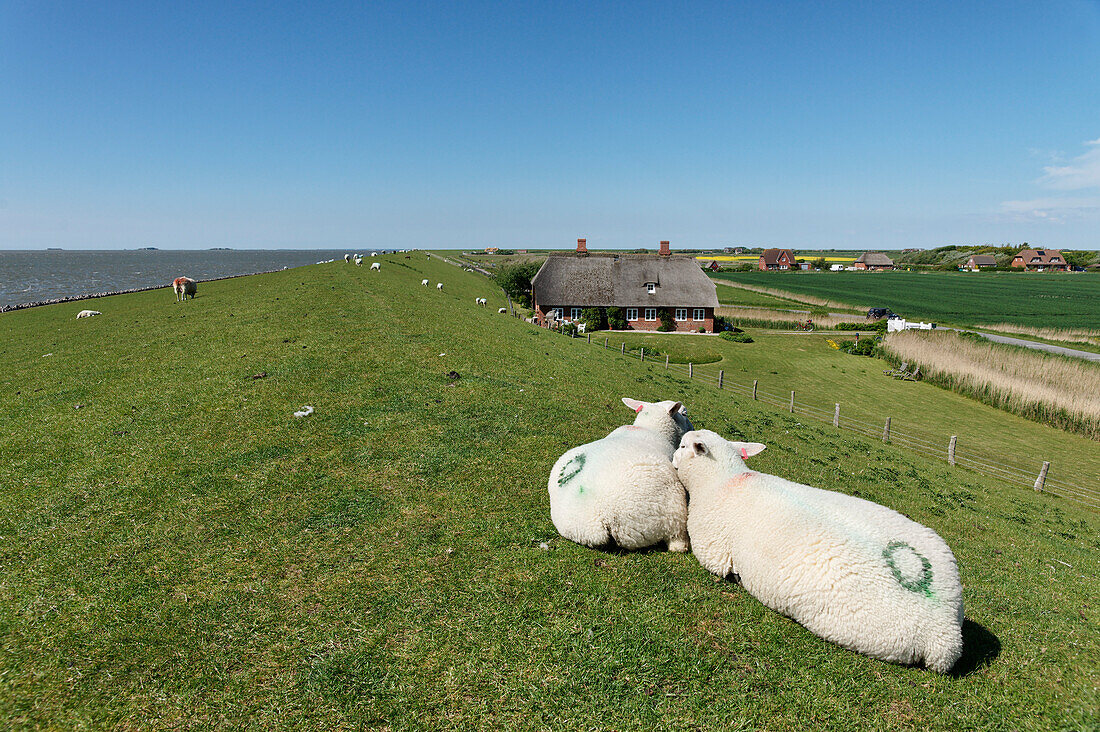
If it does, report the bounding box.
[949,619,1001,677]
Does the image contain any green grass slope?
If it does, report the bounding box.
[1,257,1097,730]
[711,271,1100,330]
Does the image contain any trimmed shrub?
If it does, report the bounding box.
[721,331,754,343]
[606,306,627,330]
[657,309,676,332]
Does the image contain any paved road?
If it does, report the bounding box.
[958,330,1100,362]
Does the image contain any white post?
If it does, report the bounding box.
[833,403,840,428]
[1034,461,1050,491]
[948,435,957,466]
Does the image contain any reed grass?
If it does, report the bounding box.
[883,330,1100,439]
[717,306,858,330]
[974,322,1100,346]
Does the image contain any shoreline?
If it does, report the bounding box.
[0,267,292,313]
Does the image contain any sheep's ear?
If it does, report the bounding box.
[667,401,684,416]
[692,439,708,456]
[735,442,767,458]
[622,398,645,413]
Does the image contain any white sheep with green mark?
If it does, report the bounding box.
[548,398,693,551]
[673,429,964,673]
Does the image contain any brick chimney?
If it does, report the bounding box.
[576,238,587,255]
[659,240,671,256]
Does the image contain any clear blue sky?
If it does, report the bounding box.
[2,1,1099,251]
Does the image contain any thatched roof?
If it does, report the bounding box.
[855,252,894,266]
[531,254,719,308]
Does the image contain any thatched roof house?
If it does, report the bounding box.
[853,252,894,270]
[531,240,719,332]
[1011,249,1067,271]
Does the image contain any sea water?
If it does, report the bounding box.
[0,249,364,307]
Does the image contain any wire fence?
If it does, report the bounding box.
[526,320,1099,509]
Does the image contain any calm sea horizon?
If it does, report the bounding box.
[0,249,396,307]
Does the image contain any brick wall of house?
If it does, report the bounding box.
[537,306,714,333]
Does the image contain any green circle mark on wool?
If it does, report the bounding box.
[882,541,934,597]
[558,453,586,489]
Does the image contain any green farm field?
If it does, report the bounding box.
[1,258,1097,729]
[711,270,1100,329]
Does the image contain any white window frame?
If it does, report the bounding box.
[693,308,705,321]
[675,308,687,321]
[551,308,562,319]
[627,308,638,321]
[647,283,656,294]
[644,308,657,321]
[570,307,582,320]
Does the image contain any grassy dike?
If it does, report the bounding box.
[1,256,1097,730]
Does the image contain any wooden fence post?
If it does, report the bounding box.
[948,435,957,466]
[665,354,669,369]
[752,380,758,400]
[883,417,891,443]
[640,348,645,362]
[605,338,608,349]
[833,403,840,428]
[689,363,693,378]
[587,333,591,344]
[718,370,724,389]
[1034,461,1050,491]
[789,391,795,413]
[621,343,626,354]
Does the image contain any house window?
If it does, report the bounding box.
[647,283,656,294]
[570,307,582,320]
[627,308,638,321]
[693,308,705,321]
[645,308,657,321]
[550,308,562,319]
[675,308,687,321]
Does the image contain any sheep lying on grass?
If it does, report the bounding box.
[498,307,507,314]
[548,398,693,552]
[76,310,101,318]
[673,429,964,673]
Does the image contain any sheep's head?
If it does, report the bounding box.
[621,398,694,445]
[673,430,766,490]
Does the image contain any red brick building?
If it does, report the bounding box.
[759,248,796,270]
[531,240,719,332]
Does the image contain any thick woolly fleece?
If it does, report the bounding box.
[548,398,694,551]
[674,429,964,673]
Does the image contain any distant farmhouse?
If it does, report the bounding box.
[759,248,796,270]
[724,247,745,254]
[1012,249,1067,271]
[531,239,719,332]
[853,252,894,270]
[966,254,997,270]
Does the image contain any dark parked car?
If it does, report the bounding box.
[867,308,896,320]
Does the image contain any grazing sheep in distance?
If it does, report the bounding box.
[476,297,486,306]
[76,310,101,318]
[498,307,507,313]
[437,283,444,290]
[422,279,429,286]
[370,262,381,271]
[344,254,351,263]
[354,257,363,267]
[173,277,197,302]
[548,398,694,552]
[673,429,964,673]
